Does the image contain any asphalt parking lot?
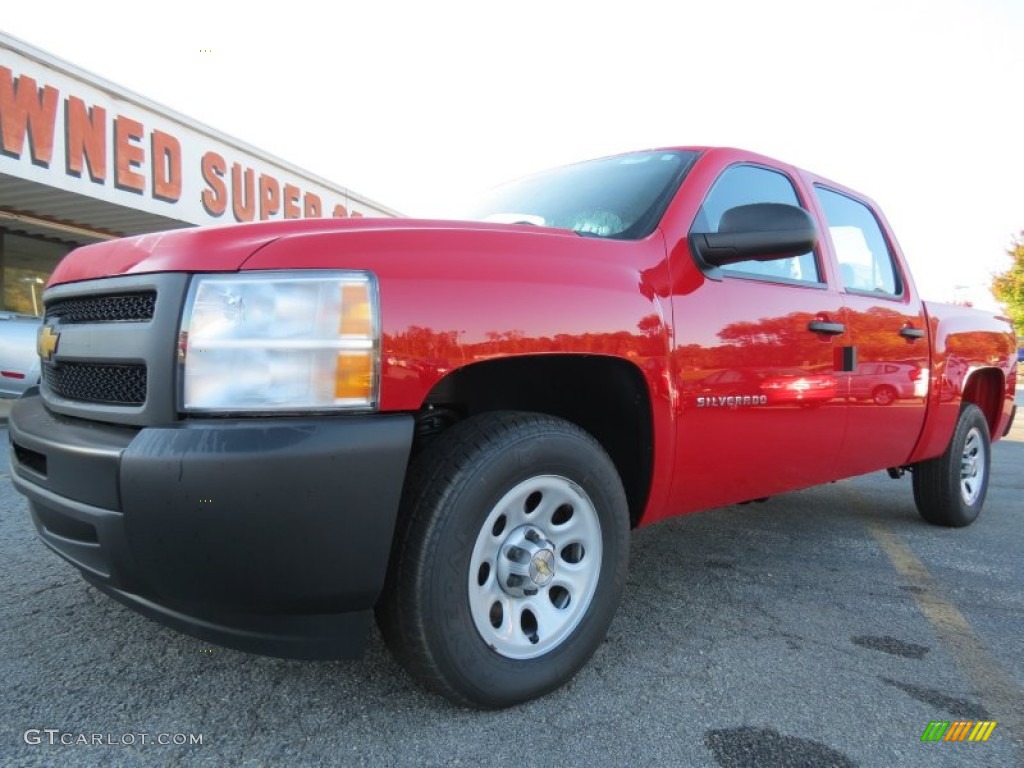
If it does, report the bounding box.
[0,401,1021,767]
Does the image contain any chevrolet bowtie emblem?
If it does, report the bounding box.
[38,324,60,362]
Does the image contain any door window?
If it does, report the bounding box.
[692,165,821,284]
[815,186,902,296]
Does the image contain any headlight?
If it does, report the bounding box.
[179,271,379,412]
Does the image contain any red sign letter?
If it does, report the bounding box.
[231,163,255,222]
[0,66,59,166]
[303,192,322,218]
[151,130,182,202]
[113,116,145,193]
[283,184,301,219]
[201,151,227,217]
[259,174,280,220]
[64,96,106,182]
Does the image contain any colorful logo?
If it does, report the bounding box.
[920,721,997,742]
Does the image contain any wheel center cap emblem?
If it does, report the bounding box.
[530,549,555,586]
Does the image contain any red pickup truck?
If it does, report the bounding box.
[9,147,1017,708]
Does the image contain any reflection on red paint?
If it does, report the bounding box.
[382,318,665,390]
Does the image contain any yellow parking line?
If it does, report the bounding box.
[863,512,1023,752]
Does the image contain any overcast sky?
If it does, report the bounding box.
[3,0,1021,307]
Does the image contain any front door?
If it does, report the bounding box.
[670,163,849,514]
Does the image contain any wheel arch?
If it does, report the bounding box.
[413,354,655,527]
[962,367,1004,438]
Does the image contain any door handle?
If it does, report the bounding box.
[808,320,846,335]
[899,326,926,340]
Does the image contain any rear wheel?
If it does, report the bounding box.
[376,411,630,708]
[912,403,991,527]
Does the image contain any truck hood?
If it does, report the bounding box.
[47,218,580,287]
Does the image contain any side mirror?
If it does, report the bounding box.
[690,203,818,268]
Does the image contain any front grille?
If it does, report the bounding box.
[45,292,156,324]
[43,363,147,405]
[39,273,187,425]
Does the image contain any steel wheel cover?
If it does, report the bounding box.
[467,475,603,659]
[959,427,985,505]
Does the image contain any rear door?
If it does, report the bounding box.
[812,185,929,476]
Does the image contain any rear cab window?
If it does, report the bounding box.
[814,185,903,298]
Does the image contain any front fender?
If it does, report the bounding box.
[239,225,674,412]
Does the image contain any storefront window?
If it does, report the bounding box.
[1,233,69,316]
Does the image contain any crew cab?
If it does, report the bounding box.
[8,147,1017,708]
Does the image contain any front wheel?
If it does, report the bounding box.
[872,385,897,406]
[376,411,630,708]
[912,403,991,527]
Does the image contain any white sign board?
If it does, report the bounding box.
[0,41,395,228]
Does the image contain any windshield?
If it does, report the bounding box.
[468,150,699,240]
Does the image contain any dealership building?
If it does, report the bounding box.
[0,32,398,316]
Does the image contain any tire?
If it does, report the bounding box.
[375,411,630,708]
[872,385,897,406]
[912,403,991,527]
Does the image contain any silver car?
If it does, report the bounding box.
[0,312,41,398]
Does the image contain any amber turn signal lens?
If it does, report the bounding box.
[340,283,372,337]
[334,351,373,401]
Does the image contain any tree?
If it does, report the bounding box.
[992,234,1024,340]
